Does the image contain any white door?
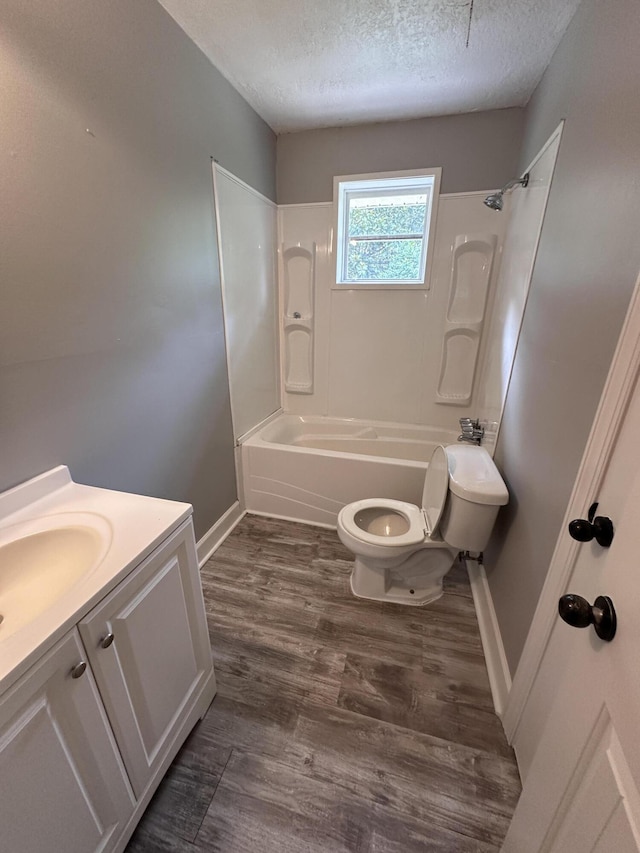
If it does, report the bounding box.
[79,521,214,798]
[0,629,134,853]
[503,339,640,847]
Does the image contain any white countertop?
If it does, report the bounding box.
[0,466,192,694]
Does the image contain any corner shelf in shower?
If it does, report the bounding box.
[435,233,497,406]
[281,242,316,394]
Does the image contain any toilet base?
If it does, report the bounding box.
[349,571,444,606]
[349,547,457,607]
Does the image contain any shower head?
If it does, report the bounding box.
[483,173,530,211]
[484,192,504,211]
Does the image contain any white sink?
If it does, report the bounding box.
[0,465,192,694]
[0,514,112,640]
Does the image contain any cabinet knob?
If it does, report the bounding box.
[100,632,115,649]
[70,661,87,679]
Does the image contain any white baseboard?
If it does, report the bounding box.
[196,501,245,566]
[466,559,512,719]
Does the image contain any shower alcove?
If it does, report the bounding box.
[213,167,560,534]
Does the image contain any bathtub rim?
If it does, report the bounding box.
[242,412,458,468]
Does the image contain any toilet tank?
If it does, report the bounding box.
[439,445,509,552]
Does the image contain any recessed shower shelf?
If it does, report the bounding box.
[281,242,316,395]
[435,233,497,406]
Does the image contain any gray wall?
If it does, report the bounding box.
[486,0,640,674]
[277,108,525,203]
[1,0,276,538]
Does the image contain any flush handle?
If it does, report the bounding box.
[568,501,614,547]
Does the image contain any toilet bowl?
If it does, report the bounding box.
[337,444,508,606]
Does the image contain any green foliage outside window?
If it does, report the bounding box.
[346,202,426,281]
[346,239,423,280]
[349,202,426,237]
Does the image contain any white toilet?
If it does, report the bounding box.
[337,444,508,606]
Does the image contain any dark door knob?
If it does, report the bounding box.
[558,593,617,641]
[568,501,614,547]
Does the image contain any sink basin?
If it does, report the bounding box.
[0,515,111,640]
[0,465,192,694]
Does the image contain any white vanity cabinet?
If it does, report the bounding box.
[0,629,135,853]
[0,512,216,853]
[79,520,214,797]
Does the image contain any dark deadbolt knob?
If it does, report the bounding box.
[568,501,614,547]
[558,593,617,642]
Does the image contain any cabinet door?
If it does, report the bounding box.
[79,520,214,797]
[0,629,135,853]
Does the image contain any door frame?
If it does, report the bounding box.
[503,269,640,747]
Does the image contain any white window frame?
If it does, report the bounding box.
[332,167,441,290]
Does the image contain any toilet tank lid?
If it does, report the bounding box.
[445,445,509,506]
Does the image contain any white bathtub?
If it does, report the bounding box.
[240,415,458,527]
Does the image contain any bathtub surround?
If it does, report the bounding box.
[212,165,280,440]
[485,0,640,676]
[476,123,563,453]
[277,109,525,204]
[0,0,275,539]
[279,194,508,427]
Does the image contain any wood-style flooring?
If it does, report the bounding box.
[126,514,521,852]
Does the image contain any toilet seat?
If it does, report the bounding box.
[339,498,426,548]
[338,445,450,550]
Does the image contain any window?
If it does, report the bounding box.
[334,169,440,288]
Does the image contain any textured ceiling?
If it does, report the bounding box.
[156,0,582,133]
